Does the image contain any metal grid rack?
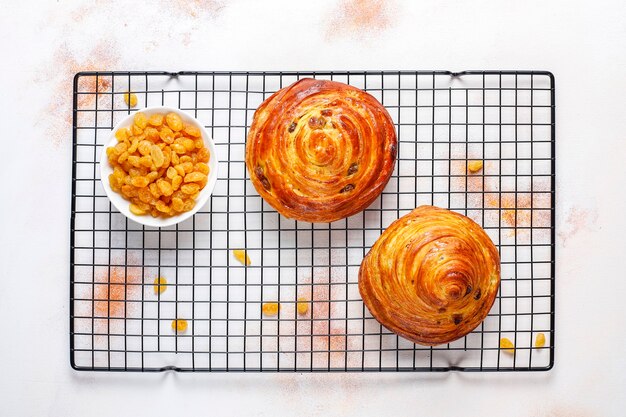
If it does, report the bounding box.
[70,70,555,372]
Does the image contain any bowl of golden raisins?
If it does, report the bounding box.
[101,107,219,227]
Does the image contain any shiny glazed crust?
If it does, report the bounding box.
[245,78,397,223]
[359,206,501,346]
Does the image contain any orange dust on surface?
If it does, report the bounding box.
[42,40,120,146]
[69,3,92,23]
[486,193,532,228]
[147,1,226,49]
[531,405,596,417]
[450,158,551,231]
[326,0,397,39]
[558,206,598,247]
[295,274,352,369]
[94,265,142,319]
[486,191,551,229]
[164,0,226,18]
[159,0,226,39]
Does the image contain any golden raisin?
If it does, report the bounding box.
[184,172,207,183]
[137,140,152,156]
[117,151,129,164]
[500,337,515,354]
[170,143,186,154]
[297,297,309,315]
[155,200,170,214]
[181,183,200,195]
[127,138,138,153]
[134,112,148,129]
[151,145,165,168]
[131,176,149,188]
[115,142,128,153]
[129,203,146,215]
[116,144,129,157]
[106,147,119,159]
[171,319,188,333]
[157,178,173,196]
[182,138,195,152]
[161,148,171,168]
[535,333,546,348]
[108,174,120,191]
[115,127,129,142]
[468,160,484,173]
[262,302,280,317]
[137,187,152,203]
[124,91,138,107]
[139,155,152,168]
[132,124,143,136]
[144,127,159,142]
[180,162,193,174]
[128,168,141,178]
[159,126,174,144]
[131,199,150,211]
[197,147,210,163]
[172,175,183,191]
[148,113,164,127]
[171,197,184,212]
[233,249,251,266]
[183,124,201,137]
[127,155,140,168]
[153,277,167,294]
[174,164,186,177]
[166,112,183,131]
[146,171,159,182]
[194,163,209,175]
[113,167,125,179]
[149,183,160,198]
[182,199,195,211]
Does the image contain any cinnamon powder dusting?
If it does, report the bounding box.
[94,266,141,318]
[558,207,597,247]
[163,0,226,18]
[326,0,397,39]
[135,1,226,50]
[296,274,350,368]
[531,405,595,417]
[450,158,551,232]
[486,193,533,228]
[41,40,120,146]
[70,4,92,23]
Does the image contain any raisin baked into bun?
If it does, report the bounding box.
[246,78,397,223]
[359,206,501,346]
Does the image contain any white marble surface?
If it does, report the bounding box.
[1,0,625,415]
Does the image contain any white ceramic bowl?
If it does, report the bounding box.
[100,106,219,228]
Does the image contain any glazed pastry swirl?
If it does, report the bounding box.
[359,206,501,346]
[246,78,397,223]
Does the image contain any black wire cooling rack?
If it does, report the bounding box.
[70,70,555,372]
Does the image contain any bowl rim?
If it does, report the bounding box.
[99,106,219,228]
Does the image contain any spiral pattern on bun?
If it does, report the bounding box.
[246,78,397,223]
[359,206,501,346]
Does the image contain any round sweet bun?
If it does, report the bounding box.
[359,206,501,346]
[246,78,397,223]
